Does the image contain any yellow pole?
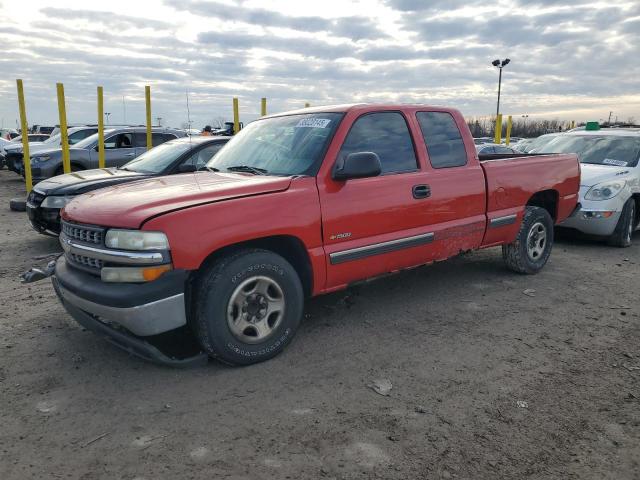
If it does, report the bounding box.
[261,97,267,117]
[56,83,71,174]
[97,86,105,168]
[305,102,310,108]
[145,86,152,149]
[494,113,503,144]
[233,97,240,134]
[16,79,32,192]
[505,115,512,145]
[571,120,575,129]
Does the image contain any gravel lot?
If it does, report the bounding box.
[1,168,639,479]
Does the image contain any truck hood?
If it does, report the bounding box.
[579,163,631,187]
[62,172,293,228]
[35,167,148,195]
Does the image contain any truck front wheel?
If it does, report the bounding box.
[502,206,554,274]
[193,249,304,365]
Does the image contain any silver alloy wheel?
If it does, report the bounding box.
[527,221,547,260]
[226,275,285,344]
[627,203,635,243]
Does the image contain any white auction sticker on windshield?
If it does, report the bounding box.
[602,158,628,167]
[296,118,331,128]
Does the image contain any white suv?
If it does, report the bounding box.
[543,128,640,246]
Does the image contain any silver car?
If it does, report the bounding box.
[16,127,186,184]
[543,129,640,246]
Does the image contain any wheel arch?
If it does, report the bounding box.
[192,235,314,298]
[526,189,559,221]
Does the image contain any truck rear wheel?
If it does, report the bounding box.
[502,206,554,274]
[193,249,304,366]
[607,198,635,248]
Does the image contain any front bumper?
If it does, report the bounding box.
[26,203,61,234]
[559,195,626,236]
[53,256,188,336]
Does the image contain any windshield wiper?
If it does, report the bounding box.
[199,166,220,172]
[226,165,268,175]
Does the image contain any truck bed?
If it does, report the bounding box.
[479,153,580,247]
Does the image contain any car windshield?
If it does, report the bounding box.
[541,135,640,167]
[73,129,116,149]
[44,133,60,144]
[121,141,195,173]
[523,134,560,153]
[206,113,343,176]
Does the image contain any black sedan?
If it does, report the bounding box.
[26,136,230,235]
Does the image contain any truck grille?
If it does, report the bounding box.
[62,222,104,245]
[68,252,104,270]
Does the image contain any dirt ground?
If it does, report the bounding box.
[0,168,639,480]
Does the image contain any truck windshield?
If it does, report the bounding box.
[207,113,343,176]
[541,135,640,167]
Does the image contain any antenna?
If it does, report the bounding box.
[186,88,193,150]
[122,95,127,124]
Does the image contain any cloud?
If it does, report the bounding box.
[40,7,173,30]
[164,0,387,40]
[0,0,638,128]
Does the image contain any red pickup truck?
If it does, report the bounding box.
[53,104,580,366]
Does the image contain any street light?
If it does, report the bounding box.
[492,58,510,117]
[104,112,111,124]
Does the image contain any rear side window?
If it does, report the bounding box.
[417,112,467,168]
[339,112,417,174]
[134,132,169,147]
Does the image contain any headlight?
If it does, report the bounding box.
[584,180,626,201]
[31,155,50,163]
[105,229,170,251]
[40,196,75,208]
[101,264,173,283]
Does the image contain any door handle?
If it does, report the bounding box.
[124,153,135,157]
[412,184,431,199]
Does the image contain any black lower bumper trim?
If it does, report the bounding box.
[53,278,208,368]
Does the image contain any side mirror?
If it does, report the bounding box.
[332,152,382,181]
[178,164,197,173]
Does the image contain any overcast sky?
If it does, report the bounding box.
[0,0,638,129]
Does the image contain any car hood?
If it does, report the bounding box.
[579,163,632,187]
[62,172,293,228]
[35,168,148,195]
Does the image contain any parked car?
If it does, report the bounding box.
[27,136,229,235]
[13,127,186,183]
[4,126,100,173]
[51,104,579,366]
[31,125,55,135]
[1,128,19,140]
[539,128,640,246]
[476,143,520,154]
[473,137,493,145]
[0,136,11,168]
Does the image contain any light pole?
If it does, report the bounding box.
[104,112,111,124]
[492,58,510,117]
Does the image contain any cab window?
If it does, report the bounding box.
[417,112,467,168]
[339,112,418,174]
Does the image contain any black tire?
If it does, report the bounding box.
[607,198,636,248]
[502,206,554,274]
[9,197,27,212]
[193,249,304,366]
